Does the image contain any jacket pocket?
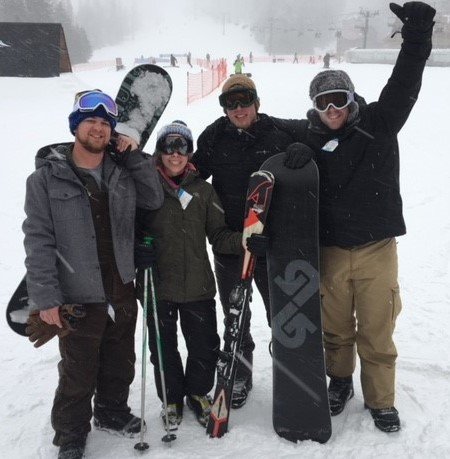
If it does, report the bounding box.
[49,187,84,221]
[391,286,402,324]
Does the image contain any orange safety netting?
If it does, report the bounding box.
[187,60,227,105]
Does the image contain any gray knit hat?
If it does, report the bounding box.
[156,120,194,153]
[308,70,359,129]
[309,70,355,100]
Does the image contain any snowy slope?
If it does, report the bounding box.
[1,18,450,459]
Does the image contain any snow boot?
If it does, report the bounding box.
[161,403,183,431]
[186,394,212,427]
[328,375,354,416]
[231,377,253,409]
[58,436,86,459]
[366,405,401,433]
[93,409,143,437]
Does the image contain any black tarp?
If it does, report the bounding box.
[0,22,72,77]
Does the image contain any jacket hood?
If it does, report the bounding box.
[34,142,73,170]
[306,93,367,136]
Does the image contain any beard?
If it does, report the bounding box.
[77,134,109,154]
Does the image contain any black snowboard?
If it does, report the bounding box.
[6,65,172,337]
[262,152,332,444]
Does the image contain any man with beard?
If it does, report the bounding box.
[23,90,163,458]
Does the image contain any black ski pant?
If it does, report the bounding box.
[52,299,137,446]
[147,299,220,405]
[214,253,271,384]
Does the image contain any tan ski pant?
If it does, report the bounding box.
[320,238,402,408]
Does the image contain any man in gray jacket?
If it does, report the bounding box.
[22,90,163,459]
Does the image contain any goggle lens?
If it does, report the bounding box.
[73,90,118,117]
[163,137,189,156]
[313,90,353,112]
[219,89,257,110]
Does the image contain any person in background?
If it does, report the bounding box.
[170,54,178,67]
[22,90,163,459]
[135,121,244,429]
[192,74,303,408]
[284,1,436,433]
[233,54,245,74]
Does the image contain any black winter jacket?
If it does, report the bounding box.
[292,31,432,247]
[192,114,303,232]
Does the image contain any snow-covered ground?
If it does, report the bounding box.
[1,17,450,459]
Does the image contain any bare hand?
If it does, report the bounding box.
[40,306,62,328]
[116,134,138,152]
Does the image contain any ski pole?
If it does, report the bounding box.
[134,262,150,452]
[148,261,176,444]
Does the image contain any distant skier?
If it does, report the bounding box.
[170,54,178,67]
[323,52,331,68]
[249,51,253,63]
[233,55,245,74]
[187,51,192,68]
[293,52,299,63]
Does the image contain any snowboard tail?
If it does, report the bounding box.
[262,152,332,444]
[207,170,274,438]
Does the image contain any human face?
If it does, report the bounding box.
[161,152,189,177]
[75,117,111,153]
[226,103,258,130]
[161,135,189,177]
[318,106,349,131]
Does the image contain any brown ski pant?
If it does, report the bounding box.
[51,299,137,446]
[320,238,402,408]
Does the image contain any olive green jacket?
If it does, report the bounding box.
[136,169,242,303]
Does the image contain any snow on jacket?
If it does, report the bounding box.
[292,33,432,247]
[192,113,303,233]
[136,167,242,303]
[23,143,163,310]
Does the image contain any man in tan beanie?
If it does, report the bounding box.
[192,74,302,408]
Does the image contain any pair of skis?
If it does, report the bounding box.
[207,154,332,444]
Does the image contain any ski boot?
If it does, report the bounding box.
[161,403,183,431]
[231,377,253,409]
[365,405,401,433]
[93,408,143,437]
[328,375,354,416]
[58,436,86,459]
[186,394,212,427]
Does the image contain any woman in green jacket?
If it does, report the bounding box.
[136,121,242,431]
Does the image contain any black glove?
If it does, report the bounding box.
[107,136,132,165]
[283,143,314,169]
[25,304,86,348]
[246,234,270,257]
[390,2,436,32]
[134,241,157,270]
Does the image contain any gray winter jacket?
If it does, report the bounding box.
[23,143,163,310]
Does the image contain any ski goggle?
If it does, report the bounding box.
[219,88,258,110]
[313,90,354,112]
[162,136,190,156]
[73,90,118,117]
